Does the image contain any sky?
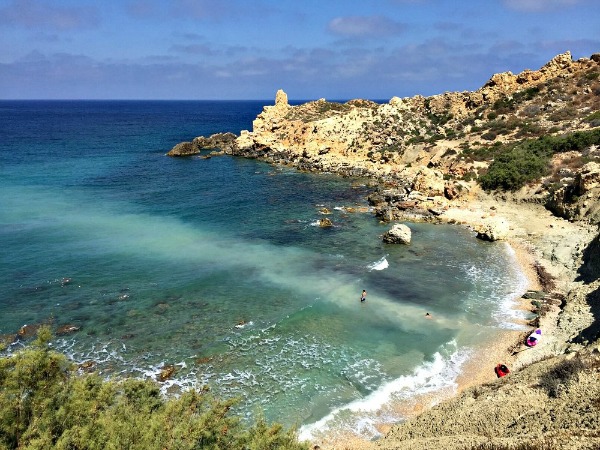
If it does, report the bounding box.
[0,0,599,100]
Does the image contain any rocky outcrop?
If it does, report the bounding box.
[475,217,510,241]
[167,132,238,157]
[232,52,599,191]
[318,218,333,227]
[193,132,238,154]
[382,223,412,244]
[547,162,600,223]
[157,364,176,382]
[167,141,198,157]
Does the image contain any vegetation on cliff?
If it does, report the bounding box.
[477,128,600,191]
[0,328,307,450]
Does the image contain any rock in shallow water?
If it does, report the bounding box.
[383,223,412,244]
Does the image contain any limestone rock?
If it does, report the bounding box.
[318,218,333,227]
[17,323,41,339]
[275,89,289,108]
[444,183,460,200]
[412,167,445,197]
[575,162,600,194]
[168,133,238,157]
[166,141,199,157]
[475,217,509,241]
[383,223,412,244]
[79,360,96,372]
[157,365,176,382]
[0,334,17,346]
[193,132,238,153]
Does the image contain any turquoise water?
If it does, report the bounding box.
[0,101,528,440]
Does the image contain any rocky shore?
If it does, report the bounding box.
[170,52,600,449]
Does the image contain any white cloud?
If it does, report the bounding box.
[502,0,584,12]
[328,16,406,38]
[0,0,99,30]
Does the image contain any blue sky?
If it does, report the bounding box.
[1,0,598,100]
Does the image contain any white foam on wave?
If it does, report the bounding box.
[299,339,471,442]
[366,256,389,271]
[460,242,530,330]
[492,243,530,330]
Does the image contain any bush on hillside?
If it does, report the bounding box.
[479,128,600,191]
[0,327,308,450]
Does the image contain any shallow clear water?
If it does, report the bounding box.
[0,100,527,440]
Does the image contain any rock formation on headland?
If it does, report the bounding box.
[228,52,600,226]
[172,52,600,449]
[167,132,237,156]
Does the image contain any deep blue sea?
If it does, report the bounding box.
[0,100,528,442]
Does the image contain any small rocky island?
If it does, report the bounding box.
[170,52,600,449]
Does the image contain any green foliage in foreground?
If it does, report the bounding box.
[479,128,600,191]
[0,328,308,450]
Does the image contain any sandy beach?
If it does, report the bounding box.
[309,187,597,450]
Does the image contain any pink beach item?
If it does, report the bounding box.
[526,328,542,347]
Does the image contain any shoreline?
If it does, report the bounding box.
[309,190,595,449]
[304,225,545,450]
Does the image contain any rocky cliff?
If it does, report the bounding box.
[230,52,600,227]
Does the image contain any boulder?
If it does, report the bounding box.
[0,334,17,347]
[318,218,333,227]
[166,141,199,157]
[444,183,460,200]
[383,223,412,244]
[157,365,176,382]
[79,360,96,372]
[475,218,509,241]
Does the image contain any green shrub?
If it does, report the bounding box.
[584,110,600,125]
[0,328,308,450]
[479,146,549,191]
[479,128,600,191]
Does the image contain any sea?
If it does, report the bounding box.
[0,100,529,442]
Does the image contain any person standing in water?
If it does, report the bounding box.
[360,290,367,302]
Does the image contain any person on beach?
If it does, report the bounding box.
[360,290,367,302]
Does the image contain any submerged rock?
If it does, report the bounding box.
[17,323,41,339]
[56,324,81,336]
[79,360,96,372]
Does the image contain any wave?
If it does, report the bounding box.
[459,242,530,330]
[366,256,389,272]
[492,243,530,330]
[298,339,470,442]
